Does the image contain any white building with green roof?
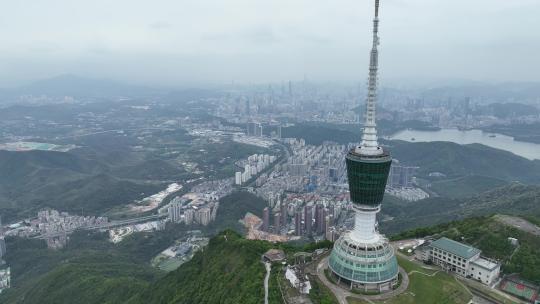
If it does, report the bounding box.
[427,237,500,285]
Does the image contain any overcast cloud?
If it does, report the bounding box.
[0,0,539,87]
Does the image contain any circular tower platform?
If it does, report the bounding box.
[328,232,399,292]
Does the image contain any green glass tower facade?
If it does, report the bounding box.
[346,150,392,208]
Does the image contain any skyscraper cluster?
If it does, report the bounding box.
[235,153,276,185]
[246,122,263,137]
[168,197,219,226]
[260,201,338,240]
[387,159,418,189]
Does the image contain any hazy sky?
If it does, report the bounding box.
[1,0,539,87]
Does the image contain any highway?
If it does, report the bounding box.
[33,213,168,239]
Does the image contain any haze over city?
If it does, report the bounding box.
[1,0,539,303]
[1,0,540,86]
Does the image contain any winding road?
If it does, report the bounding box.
[264,262,271,304]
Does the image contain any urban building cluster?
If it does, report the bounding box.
[214,80,364,129]
[259,139,426,200]
[385,160,429,201]
[255,139,349,200]
[163,178,233,226]
[415,237,501,285]
[246,122,263,137]
[391,97,540,130]
[246,137,428,244]
[4,209,108,249]
[387,160,418,188]
[215,79,540,136]
[259,193,350,242]
[167,195,218,227]
[235,153,276,185]
[35,209,109,235]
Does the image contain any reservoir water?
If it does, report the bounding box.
[389,128,540,160]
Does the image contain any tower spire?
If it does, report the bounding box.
[329,0,398,291]
[358,0,382,155]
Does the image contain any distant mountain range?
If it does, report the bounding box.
[389,140,540,183]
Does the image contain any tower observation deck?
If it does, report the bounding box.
[328,0,399,292]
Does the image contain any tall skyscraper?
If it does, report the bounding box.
[246,122,263,137]
[304,205,313,236]
[280,202,288,227]
[273,212,281,234]
[262,207,270,232]
[0,216,5,259]
[184,208,194,225]
[168,202,182,223]
[328,0,399,292]
[294,209,302,236]
[0,237,5,260]
[316,204,325,234]
[235,172,242,185]
[388,160,418,188]
[198,207,212,226]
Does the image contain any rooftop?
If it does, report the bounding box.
[430,237,481,259]
[470,257,500,271]
[263,249,286,262]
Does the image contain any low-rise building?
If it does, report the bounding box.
[262,249,286,263]
[469,257,500,285]
[421,237,501,285]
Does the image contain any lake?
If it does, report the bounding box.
[389,128,540,160]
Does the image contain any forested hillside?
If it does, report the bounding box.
[382,183,540,233]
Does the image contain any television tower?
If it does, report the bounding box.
[328,0,399,292]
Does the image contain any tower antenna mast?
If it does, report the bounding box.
[359,0,382,155]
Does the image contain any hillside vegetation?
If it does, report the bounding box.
[389,141,540,183]
[0,191,272,303]
[382,183,540,233]
[131,230,271,304]
[1,230,280,304]
[0,233,161,304]
[429,175,508,199]
[0,149,181,220]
